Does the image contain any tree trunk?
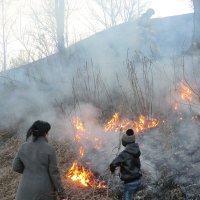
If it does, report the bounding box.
[1,0,7,70]
[55,0,65,52]
[192,0,200,50]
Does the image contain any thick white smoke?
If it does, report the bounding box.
[0,13,200,197]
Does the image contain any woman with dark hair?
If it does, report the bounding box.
[13,120,68,200]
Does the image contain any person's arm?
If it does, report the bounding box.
[49,148,67,200]
[110,152,124,173]
[12,147,24,174]
[136,144,141,157]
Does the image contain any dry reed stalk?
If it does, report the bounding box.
[126,53,155,117]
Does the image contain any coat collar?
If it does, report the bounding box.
[32,136,48,143]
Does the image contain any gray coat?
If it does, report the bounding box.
[13,137,66,200]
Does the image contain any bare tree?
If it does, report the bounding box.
[64,0,78,47]
[13,0,64,63]
[13,0,77,64]
[8,0,79,68]
[89,0,146,29]
[89,0,120,29]
[55,0,65,52]
[0,0,57,67]
[119,0,138,22]
[0,0,16,70]
[1,0,6,70]
[192,0,200,50]
[29,0,57,56]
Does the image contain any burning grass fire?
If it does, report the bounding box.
[179,81,192,102]
[72,116,86,143]
[104,112,159,133]
[66,160,106,188]
[67,116,107,188]
[173,81,194,115]
[66,113,159,188]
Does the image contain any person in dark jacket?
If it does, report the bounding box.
[110,129,142,200]
[13,120,68,200]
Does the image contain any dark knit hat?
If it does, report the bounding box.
[122,129,135,146]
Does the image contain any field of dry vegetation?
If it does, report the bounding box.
[0,130,117,200]
[1,54,200,199]
[0,124,198,200]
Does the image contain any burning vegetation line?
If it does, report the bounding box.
[66,160,106,188]
[104,112,159,133]
[66,113,159,188]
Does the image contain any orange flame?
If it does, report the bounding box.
[104,112,120,132]
[179,82,192,101]
[79,146,85,158]
[72,117,85,132]
[174,102,179,110]
[104,113,159,133]
[133,114,159,133]
[69,117,107,188]
[67,160,106,188]
[72,117,86,142]
[95,137,102,149]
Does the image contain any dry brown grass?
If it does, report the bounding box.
[0,129,193,200]
[0,132,117,200]
[0,134,20,200]
[51,137,118,200]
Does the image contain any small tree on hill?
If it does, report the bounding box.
[89,0,147,29]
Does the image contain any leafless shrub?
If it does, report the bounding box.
[71,61,113,113]
[124,53,155,118]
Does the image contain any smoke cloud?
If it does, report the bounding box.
[0,12,199,197]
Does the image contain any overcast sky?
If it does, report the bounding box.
[151,0,193,17]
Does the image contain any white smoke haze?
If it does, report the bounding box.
[62,102,124,173]
[1,56,200,198]
[1,12,200,198]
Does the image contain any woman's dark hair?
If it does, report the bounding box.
[26,120,51,141]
